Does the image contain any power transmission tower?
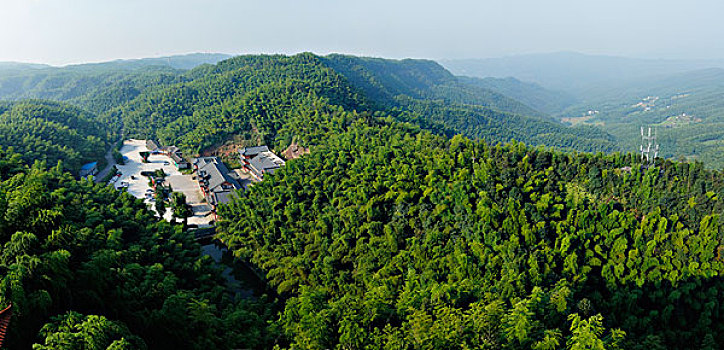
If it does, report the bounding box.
[640,125,659,166]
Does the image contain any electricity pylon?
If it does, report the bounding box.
[640,126,659,166]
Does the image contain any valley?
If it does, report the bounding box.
[3,0,724,348]
[445,53,724,169]
[0,52,723,349]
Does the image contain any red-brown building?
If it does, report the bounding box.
[0,304,12,348]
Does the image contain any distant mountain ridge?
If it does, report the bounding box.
[320,54,615,151]
[0,53,231,71]
[0,62,51,71]
[0,53,231,113]
[457,76,577,115]
[61,53,233,71]
[321,54,546,118]
[440,52,724,95]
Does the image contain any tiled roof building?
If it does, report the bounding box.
[239,146,285,181]
[192,157,241,218]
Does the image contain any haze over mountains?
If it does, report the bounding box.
[0,53,230,71]
[441,52,724,94]
[442,52,724,168]
[3,50,724,167]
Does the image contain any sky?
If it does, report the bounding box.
[1,0,723,65]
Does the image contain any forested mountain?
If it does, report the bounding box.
[218,114,724,349]
[458,76,577,115]
[0,152,275,348]
[0,53,228,114]
[2,51,724,349]
[118,53,617,156]
[0,65,183,114]
[120,53,372,154]
[0,62,51,72]
[0,100,111,171]
[0,53,618,158]
[321,54,616,152]
[69,53,232,71]
[320,54,545,118]
[3,92,723,349]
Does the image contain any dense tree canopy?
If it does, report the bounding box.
[0,153,275,349]
[116,53,618,158]
[2,52,724,349]
[0,100,111,171]
[218,115,724,349]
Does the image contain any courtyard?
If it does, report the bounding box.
[115,139,213,226]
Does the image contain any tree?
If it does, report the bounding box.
[32,311,146,350]
[170,192,193,227]
[154,188,166,218]
[566,314,624,350]
[0,153,276,349]
[139,152,150,163]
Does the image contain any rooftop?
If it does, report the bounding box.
[240,145,270,157]
[212,191,236,206]
[0,304,11,348]
[194,157,241,192]
[249,151,285,172]
[81,162,98,170]
[146,139,160,151]
[170,152,188,164]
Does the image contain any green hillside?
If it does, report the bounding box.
[0,100,111,171]
[321,54,546,118]
[458,76,577,115]
[217,113,724,349]
[120,53,371,154]
[0,53,229,114]
[118,53,617,157]
[1,52,724,349]
[0,154,274,349]
[322,54,616,152]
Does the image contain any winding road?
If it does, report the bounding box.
[95,138,122,183]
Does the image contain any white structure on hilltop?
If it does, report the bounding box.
[640,126,659,166]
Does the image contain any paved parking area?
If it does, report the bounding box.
[115,139,212,225]
[166,174,214,226]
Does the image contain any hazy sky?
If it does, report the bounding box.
[1,0,723,65]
